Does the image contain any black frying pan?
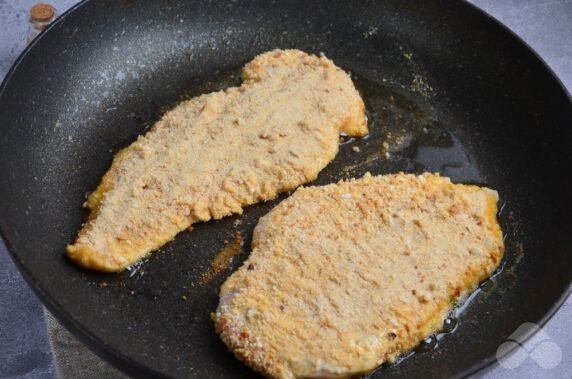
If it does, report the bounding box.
[1,0,571,377]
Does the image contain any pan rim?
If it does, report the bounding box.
[0,0,570,378]
[452,0,572,376]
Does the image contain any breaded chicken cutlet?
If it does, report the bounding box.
[215,173,504,379]
[67,49,367,271]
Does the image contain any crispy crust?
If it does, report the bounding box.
[66,50,367,272]
[215,173,504,378]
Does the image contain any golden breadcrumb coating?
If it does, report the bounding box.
[67,49,367,271]
[215,173,503,379]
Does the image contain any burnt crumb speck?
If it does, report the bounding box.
[387,332,397,340]
[279,305,285,312]
[199,232,243,285]
[247,263,255,270]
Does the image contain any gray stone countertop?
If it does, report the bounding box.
[0,0,570,378]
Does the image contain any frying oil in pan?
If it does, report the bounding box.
[347,74,484,185]
[125,65,503,376]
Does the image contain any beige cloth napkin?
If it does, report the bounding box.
[44,309,128,379]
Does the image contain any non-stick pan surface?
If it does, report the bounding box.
[1,0,571,377]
